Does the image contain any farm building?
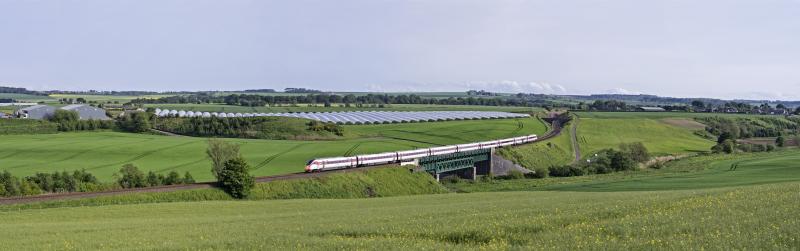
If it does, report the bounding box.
[637,107,666,112]
[61,104,111,120]
[14,105,56,119]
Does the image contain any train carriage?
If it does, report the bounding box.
[306,134,538,172]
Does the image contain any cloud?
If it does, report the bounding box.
[462,81,568,94]
[602,88,643,95]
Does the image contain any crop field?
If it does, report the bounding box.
[0,118,545,181]
[145,103,541,113]
[0,182,797,250]
[0,93,53,102]
[576,117,714,157]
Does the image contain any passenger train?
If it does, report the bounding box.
[305,134,538,172]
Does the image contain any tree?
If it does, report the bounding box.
[182,172,195,184]
[619,142,650,163]
[218,157,255,198]
[717,131,734,144]
[164,171,181,185]
[776,136,785,147]
[116,111,151,133]
[206,139,241,180]
[691,100,705,108]
[117,164,146,188]
[146,171,161,187]
[712,139,736,154]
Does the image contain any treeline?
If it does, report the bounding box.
[155,116,343,139]
[133,93,551,108]
[0,86,46,95]
[47,110,115,131]
[0,170,109,197]
[116,164,194,188]
[0,166,195,198]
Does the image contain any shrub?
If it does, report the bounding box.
[164,171,182,185]
[776,136,785,147]
[183,172,195,184]
[218,157,255,199]
[527,167,548,179]
[117,164,146,188]
[619,142,650,163]
[766,144,776,152]
[548,165,585,177]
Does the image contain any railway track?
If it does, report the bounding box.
[0,115,570,206]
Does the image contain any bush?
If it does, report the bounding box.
[776,136,785,147]
[527,167,548,179]
[497,170,525,180]
[117,164,146,188]
[619,142,650,163]
[183,172,195,184]
[548,165,585,177]
[218,157,255,199]
[116,111,151,133]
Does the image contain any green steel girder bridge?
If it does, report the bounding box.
[417,149,493,180]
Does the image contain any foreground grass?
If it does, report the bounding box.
[0,182,797,250]
[0,118,544,181]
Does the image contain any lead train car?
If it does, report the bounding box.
[305,134,538,172]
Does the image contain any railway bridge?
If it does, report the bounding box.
[414,148,493,181]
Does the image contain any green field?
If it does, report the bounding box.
[0,118,546,181]
[576,118,714,157]
[1,182,796,250]
[0,93,53,102]
[145,103,541,113]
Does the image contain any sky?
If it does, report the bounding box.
[1,0,799,100]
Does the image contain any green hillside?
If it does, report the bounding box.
[0,118,546,181]
[576,118,714,157]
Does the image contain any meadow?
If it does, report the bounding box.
[576,118,714,157]
[0,118,546,181]
[574,111,786,119]
[0,182,796,250]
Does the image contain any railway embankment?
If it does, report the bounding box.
[0,167,446,210]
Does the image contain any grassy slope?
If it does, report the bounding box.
[576,117,714,157]
[497,120,574,170]
[0,182,797,250]
[0,118,546,181]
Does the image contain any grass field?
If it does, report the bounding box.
[0,182,796,250]
[0,93,53,102]
[145,103,541,113]
[576,118,714,157]
[0,118,546,181]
